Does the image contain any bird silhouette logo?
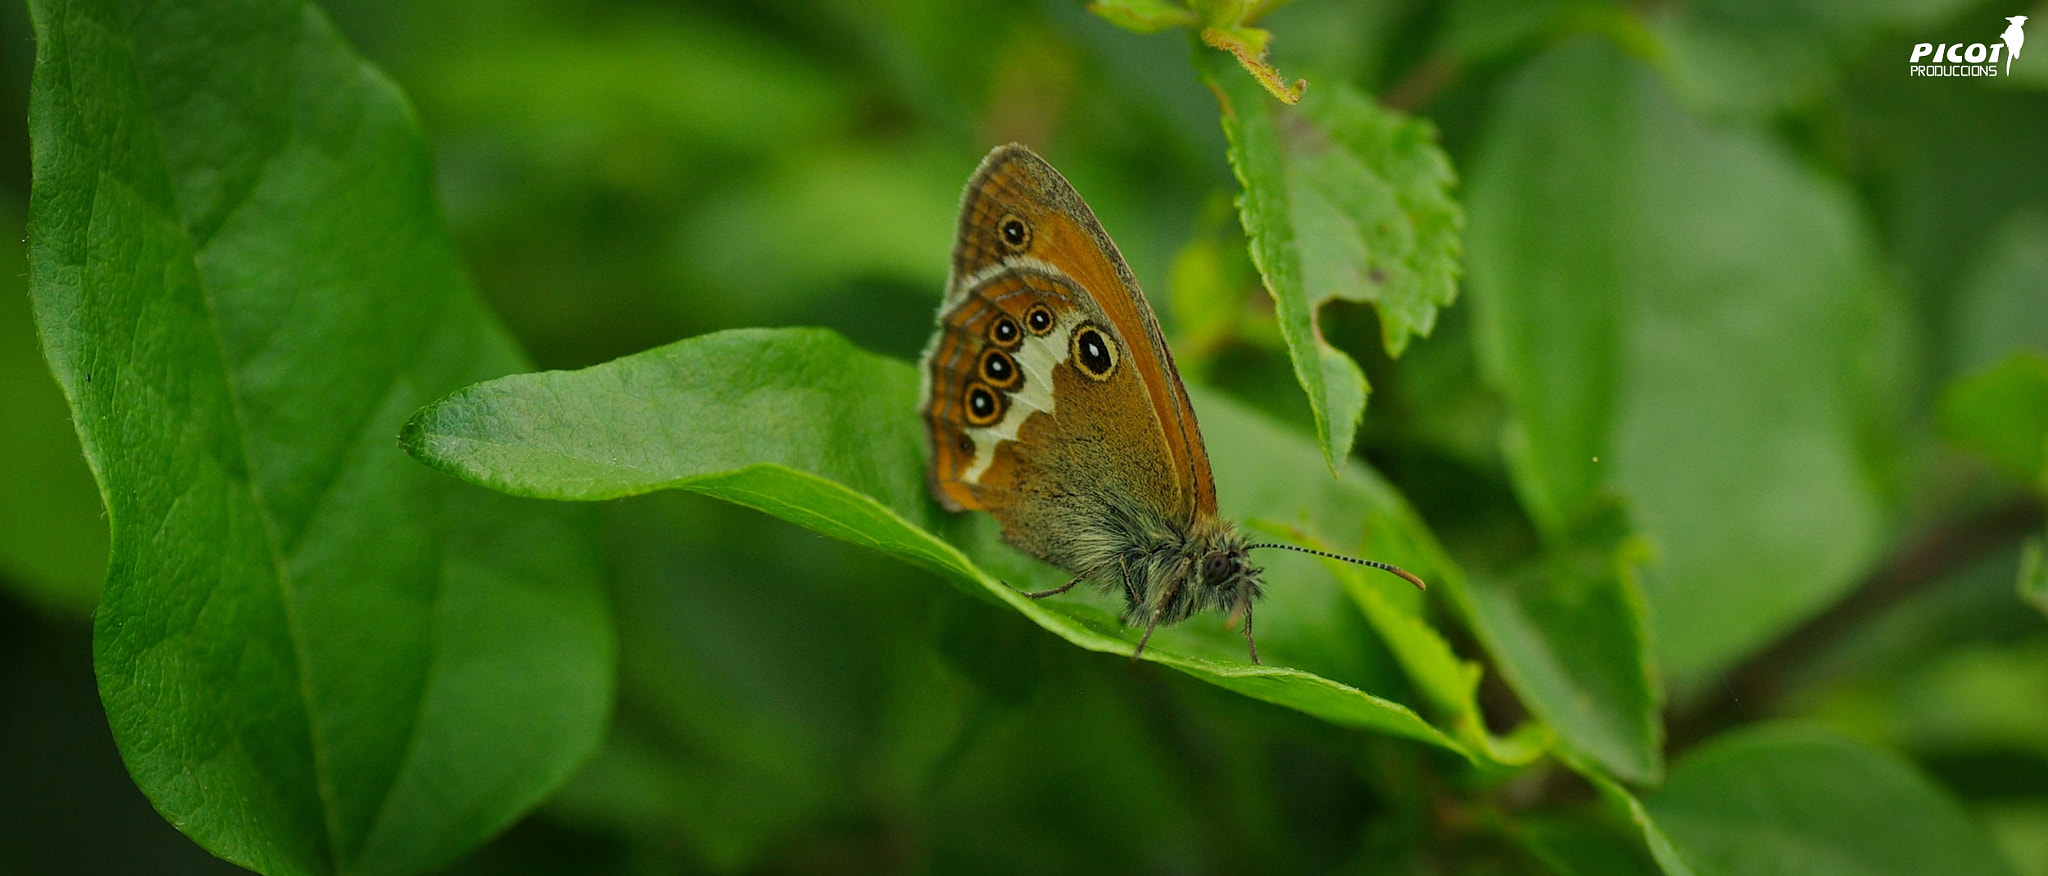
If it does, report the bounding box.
[2003,15,2027,76]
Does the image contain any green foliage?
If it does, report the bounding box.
[10,0,2048,873]
[1451,504,1662,782]
[25,0,612,872]
[1208,50,1464,466]
[1643,724,2018,875]
[1467,36,1900,683]
[1578,767,1700,876]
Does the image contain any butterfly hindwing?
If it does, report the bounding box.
[924,268,1078,512]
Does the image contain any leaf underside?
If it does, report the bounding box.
[403,327,1478,759]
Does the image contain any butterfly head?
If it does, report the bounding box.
[1186,519,1264,621]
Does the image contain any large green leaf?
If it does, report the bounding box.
[403,327,1471,756]
[1644,723,2018,876]
[26,0,613,872]
[1207,51,1464,467]
[1467,37,1896,682]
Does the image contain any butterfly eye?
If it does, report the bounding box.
[998,214,1031,251]
[1071,325,1117,381]
[980,349,1022,389]
[1203,554,1234,583]
[1025,305,1055,335]
[963,382,1005,427]
[988,315,1020,347]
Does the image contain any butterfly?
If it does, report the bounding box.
[919,144,1423,664]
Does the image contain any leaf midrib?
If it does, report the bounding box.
[72,16,333,873]
[118,6,441,868]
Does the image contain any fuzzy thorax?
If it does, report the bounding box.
[1108,514,1264,628]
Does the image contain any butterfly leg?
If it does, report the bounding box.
[1015,575,1082,599]
[1132,615,1162,662]
[1130,571,1181,662]
[1240,601,1260,665]
[1010,558,1114,599]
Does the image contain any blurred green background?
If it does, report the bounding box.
[5,0,2048,872]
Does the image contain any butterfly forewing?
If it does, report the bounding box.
[924,145,1217,534]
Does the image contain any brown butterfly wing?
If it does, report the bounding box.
[922,145,1217,567]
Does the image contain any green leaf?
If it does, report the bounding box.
[1644,723,2019,876]
[1208,52,1465,466]
[0,202,106,617]
[1223,407,1546,767]
[26,0,614,872]
[1466,37,1894,682]
[1347,563,1556,767]
[1450,502,1663,783]
[1329,559,1484,733]
[1574,763,1701,876]
[1939,352,2048,486]
[403,327,1471,757]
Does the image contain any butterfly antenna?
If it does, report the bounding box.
[1246,543,1427,590]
